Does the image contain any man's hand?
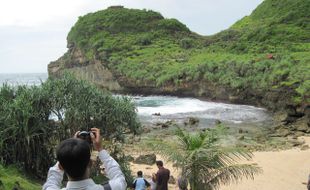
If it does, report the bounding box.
[90,128,103,151]
[73,131,80,138]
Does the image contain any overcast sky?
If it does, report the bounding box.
[0,0,263,73]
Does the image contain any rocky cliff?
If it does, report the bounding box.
[48,1,310,127]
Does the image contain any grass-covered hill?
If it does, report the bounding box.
[49,0,310,116]
[210,0,310,53]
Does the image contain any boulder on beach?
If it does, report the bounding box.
[134,154,156,165]
[184,117,199,126]
[155,120,177,129]
[152,112,161,116]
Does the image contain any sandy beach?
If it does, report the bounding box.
[130,136,310,190]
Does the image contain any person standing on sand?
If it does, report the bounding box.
[132,171,150,190]
[43,128,126,190]
[149,173,157,190]
[155,160,170,190]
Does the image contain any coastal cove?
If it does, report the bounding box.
[0,0,309,189]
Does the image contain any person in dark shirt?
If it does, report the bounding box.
[155,160,170,190]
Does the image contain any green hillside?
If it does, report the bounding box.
[210,0,310,53]
[56,0,309,110]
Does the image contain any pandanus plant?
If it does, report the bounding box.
[0,75,140,180]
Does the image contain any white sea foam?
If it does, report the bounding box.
[134,95,270,123]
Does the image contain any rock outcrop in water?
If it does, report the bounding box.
[48,0,310,128]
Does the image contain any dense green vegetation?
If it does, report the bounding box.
[148,126,261,190]
[0,75,140,183]
[61,0,309,108]
[0,165,41,190]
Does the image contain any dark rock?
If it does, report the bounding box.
[152,113,161,116]
[188,117,199,125]
[291,135,298,140]
[238,135,245,140]
[294,131,305,137]
[296,124,308,132]
[269,133,282,137]
[161,123,170,128]
[200,128,207,132]
[294,117,310,133]
[282,105,305,125]
[152,125,161,130]
[288,139,304,147]
[134,154,156,165]
[300,145,309,151]
[168,175,176,184]
[215,120,222,125]
[304,106,310,126]
[156,120,177,129]
[125,155,134,162]
[286,105,298,116]
[276,128,291,137]
[274,124,283,130]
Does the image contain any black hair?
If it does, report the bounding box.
[56,138,91,179]
[156,160,163,167]
[137,171,143,176]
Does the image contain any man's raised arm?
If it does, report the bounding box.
[91,128,127,190]
[42,162,64,190]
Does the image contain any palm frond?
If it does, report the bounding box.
[203,164,262,190]
[145,139,185,165]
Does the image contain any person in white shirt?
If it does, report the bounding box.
[43,128,127,190]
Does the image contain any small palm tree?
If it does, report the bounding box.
[148,125,261,190]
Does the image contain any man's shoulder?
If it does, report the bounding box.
[164,168,170,173]
[60,184,104,190]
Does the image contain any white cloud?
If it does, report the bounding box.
[0,0,263,73]
[0,0,87,26]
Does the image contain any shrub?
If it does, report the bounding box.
[0,75,140,179]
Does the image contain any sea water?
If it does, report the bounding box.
[0,73,48,86]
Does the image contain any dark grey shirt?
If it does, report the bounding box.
[156,168,170,190]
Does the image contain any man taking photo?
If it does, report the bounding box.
[43,128,126,190]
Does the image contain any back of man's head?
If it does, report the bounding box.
[137,171,143,177]
[56,138,91,179]
[156,160,163,167]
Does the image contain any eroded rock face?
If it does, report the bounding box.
[134,154,156,165]
[48,48,122,91]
